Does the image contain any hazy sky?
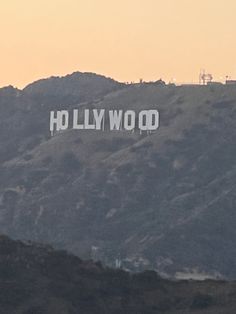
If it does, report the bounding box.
[1,0,236,88]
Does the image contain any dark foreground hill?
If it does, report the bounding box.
[0,235,236,314]
[1,72,236,279]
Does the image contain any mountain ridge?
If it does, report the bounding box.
[0,72,236,279]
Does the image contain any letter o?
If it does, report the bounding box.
[124,110,135,130]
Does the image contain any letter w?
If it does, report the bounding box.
[109,110,123,130]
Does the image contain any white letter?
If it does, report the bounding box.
[84,109,95,129]
[124,110,135,131]
[139,110,149,131]
[109,110,123,130]
[50,111,61,135]
[60,110,69,130]
[93,109,105,130]
[73,110,84,129]
[147,110,159,130]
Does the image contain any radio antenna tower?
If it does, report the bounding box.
[199,69,213,85]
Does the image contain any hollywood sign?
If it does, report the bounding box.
[50,109,159,135]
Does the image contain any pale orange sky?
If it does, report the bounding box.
[1,0,236,88]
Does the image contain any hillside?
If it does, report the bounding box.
[23,71,125,105]
[0,235,236,314]
[0,72,236,279]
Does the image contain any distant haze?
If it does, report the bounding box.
[1,0,236,88]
